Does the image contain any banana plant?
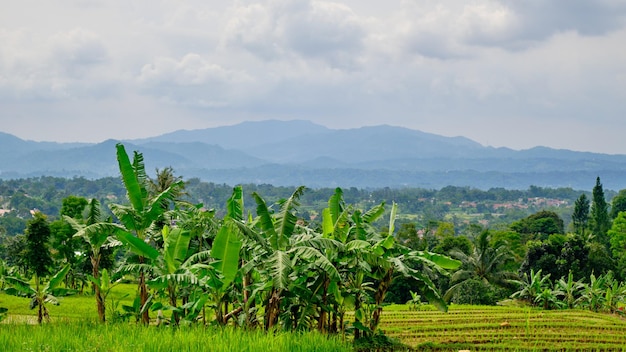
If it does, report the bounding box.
[511,269,552,305]
[208,220,242,324]
[111,143,184,324]
[321,187,460,338]
[554,270,584,309]
[87,268,121,320]
[4,264,71,324]
[66,198,118,323]
[121,225,194,325]
[245,186,339,330]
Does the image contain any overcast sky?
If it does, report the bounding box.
[1,0,625,154]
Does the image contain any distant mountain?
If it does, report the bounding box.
[242,125,488,163]
[134,120,331,150]
[2,120,626,190]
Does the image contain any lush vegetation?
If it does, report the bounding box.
[2,143,626,351]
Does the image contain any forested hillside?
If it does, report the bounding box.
[0,175,603,237]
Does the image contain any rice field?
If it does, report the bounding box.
[377,305,626,351]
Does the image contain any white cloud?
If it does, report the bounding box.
[223,0,366,67]
[137,53,254,108]
[0,28,111,99]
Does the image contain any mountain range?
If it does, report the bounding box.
[2,120,626,190]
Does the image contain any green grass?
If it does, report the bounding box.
[0,283,138,322]
[0,322,352,352]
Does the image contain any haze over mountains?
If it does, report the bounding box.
[2,120,626,190]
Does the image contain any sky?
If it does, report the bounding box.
[1,0,626,154]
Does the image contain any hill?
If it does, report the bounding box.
[1,120,626,190]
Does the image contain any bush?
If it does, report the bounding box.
[450,279,500,305]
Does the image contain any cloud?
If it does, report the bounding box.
[0,28,110,100]
[49,29,108,73]
[504,0,626,38]
[223,0,367,67]
[138,53,253,107]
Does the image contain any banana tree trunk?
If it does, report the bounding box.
[36,276,43,324]
[168,284,179,325]
[370,268,394,332]
[264,288,281,330]
[330,304,338,334]
[354,293,361,340]
[92,255,106,323]
[317,276,329,333]
[138,256,149,325]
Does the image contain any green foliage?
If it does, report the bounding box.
[510,210,564,239]
[520,234,614,282]
[0,215,27,236]
[60,195,89,219]
[609,212,626,279]
[511,268,551,305]
[572,193,590,236]
[12,146,626,350]
[432,235,472,256]
[610,189,626,219]
[444,230,517,302]
[590,176,611,245]
[210,222,241,287]
[25,212,53,278]
[450,278,500,305]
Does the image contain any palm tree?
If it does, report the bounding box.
[445,230,518,302]
[148,166,186,243]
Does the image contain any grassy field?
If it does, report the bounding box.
[3,287,626,351]
[0,322,351,352]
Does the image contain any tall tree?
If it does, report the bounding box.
[610,189,626,219]
[572,194,590,236]
[50,196,89,287]
[609,212,626,280]
[590,177,610,246]
[25,212,53,280]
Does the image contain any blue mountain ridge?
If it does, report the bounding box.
[1,120,625,190]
